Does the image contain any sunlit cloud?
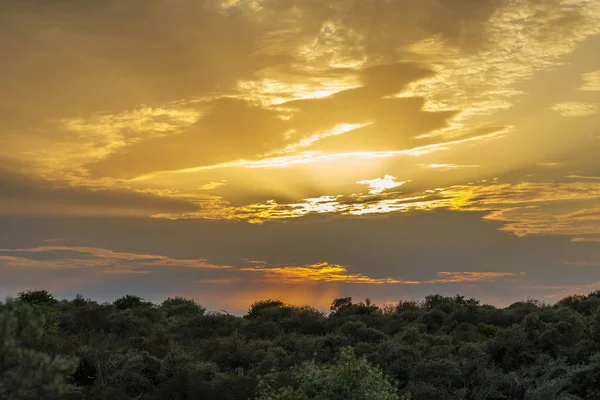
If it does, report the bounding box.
[580,70,600,91]
[61,105,202,138]
[550,102,599,117]
[281,123,373,154]
[148,126,504,178]
[419,164,480,171]
[0,245,527,291]
[357,175,406,195]
[539,162,563,167]
[15,104,203,181]
[241,262,419,285]
[408,0,600,118]
[234,74,361,106]
[153,180,600,239]
[1,0,600,307]
[199,181,227,190]
[241,263,524,286]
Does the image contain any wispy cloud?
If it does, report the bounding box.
[532,282,600,300]
[152,180,600,239]
[539,162,563,167]
[199,181,227,190]
[566,175,600,180]
[580,70,600,91]
[419,164,480,171]
[357,175,406,195]
[241,262,420,284]
[425,272,525,284]
[550,102,599,117]
[571,237,600,243]
[240,263,526,286]
[0,246,232,272]
[0,245,525,287]
[566,260,600,266]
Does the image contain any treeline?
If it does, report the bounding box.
[3,290,600,399]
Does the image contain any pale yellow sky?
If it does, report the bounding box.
[0,0,599,310]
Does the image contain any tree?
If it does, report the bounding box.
[256,347,400,400]
[15,290,60,334]
[246,300,285,320]
[161,297,205,320]
[0,300,76,400]
[16,290,58,306]
[113,295,153,310]
[330,297,354,315]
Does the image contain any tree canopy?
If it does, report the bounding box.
[2,290,600,399]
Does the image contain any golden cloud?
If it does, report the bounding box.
[550,102,599,117]
[241,262,419,285]
[580,70,600,91]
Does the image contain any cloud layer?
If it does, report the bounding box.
[1,0,599,309]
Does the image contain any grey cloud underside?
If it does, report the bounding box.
[0,169,198,215]
[0,211,596,307]
[0,249,95,261]
[0,212,579,281]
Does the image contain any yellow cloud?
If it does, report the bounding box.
[550,102,599,117]
[357,175,406,195]
[240,263,524,286]
[281,123,373,154]
[580,70,600,91]
[235,73,360,106]
[241,262,419,285]
[199,181,227,190]
[566,175,600,180]
[419,164,480,171]
[1,0,599,251]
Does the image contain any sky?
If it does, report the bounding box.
[1,0,600,312]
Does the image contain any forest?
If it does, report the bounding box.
[2,290,600,400]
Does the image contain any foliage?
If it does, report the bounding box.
[4,290,600,399]
[0,300,77,400]
[256,347,398,400]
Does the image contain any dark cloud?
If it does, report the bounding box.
[0,169,199,215]
[0,211,591,282]
[0,210,596,310]
[1,0,599,312]
[0,0,284,132]
[0,249,94,261]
